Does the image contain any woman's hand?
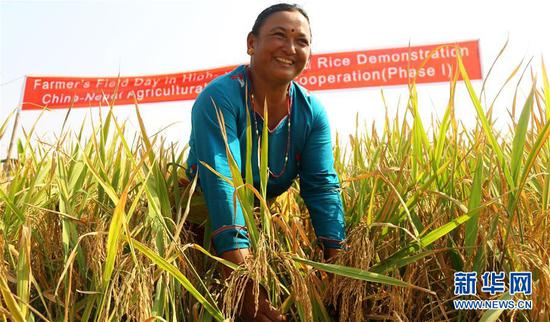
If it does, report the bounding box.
[240,281,285,321]
[220,248,285,321]
[324,247,341,261]
[220,248,250,278]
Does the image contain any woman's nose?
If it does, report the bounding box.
[283,39,297,55]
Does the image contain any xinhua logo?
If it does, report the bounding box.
[453,271,533,310]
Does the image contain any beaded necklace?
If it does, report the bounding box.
[246,68,292,178]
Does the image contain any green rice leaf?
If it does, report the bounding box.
[510,86,534,183]
[464,154,484,259]
[458,54,514,189]
[134,101,155,162]
[80,147,120,205]
[101,185,128,288]
[0,276,25,322]
[371,202,492,274]
[542,58,550,119]
[433,79,455,171]
[16,226,31,319]
[479,292,514,322]
[0,109,14,141]
[188,243,239,271]
[260,98,270,233]
[292,256,434,294]
[244,85,254,206]
[212,100,259,247]
[131,239,225,321]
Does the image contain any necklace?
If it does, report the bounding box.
[246,69,292,178]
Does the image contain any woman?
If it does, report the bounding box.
[185,3,345,320]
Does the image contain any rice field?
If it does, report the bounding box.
[1,57,549,321]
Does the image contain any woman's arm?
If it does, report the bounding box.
[298,97,346,250]
[190,85,250,254]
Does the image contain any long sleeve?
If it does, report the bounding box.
[298,97,346,249]
[190,85,249,254]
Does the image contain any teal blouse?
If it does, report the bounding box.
[186,65,345,255]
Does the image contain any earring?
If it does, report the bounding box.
[247,48,254,55]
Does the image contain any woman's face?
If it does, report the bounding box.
[248,10,311,86]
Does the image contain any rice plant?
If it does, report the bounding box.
[0,55,549,321]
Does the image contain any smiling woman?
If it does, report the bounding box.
[183,3,346,320]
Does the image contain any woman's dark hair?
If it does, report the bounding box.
[251,3,311,37]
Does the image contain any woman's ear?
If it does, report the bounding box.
[246,32,255,56]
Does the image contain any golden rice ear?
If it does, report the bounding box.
[222,236,282,320]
